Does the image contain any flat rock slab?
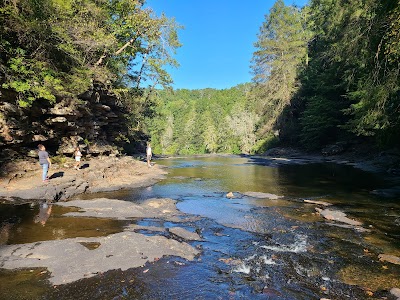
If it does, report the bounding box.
[303,199,332,206]
[379,254,400,265]
[0,231,199,285]
[168,227,202,241]
[57,198,182,221]
[242,191,283,200]
[315,208,362,226]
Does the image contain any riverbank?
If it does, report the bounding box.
[262,146,400,174]
[0,155,167,203]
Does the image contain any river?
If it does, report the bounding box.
[0,155,399,299]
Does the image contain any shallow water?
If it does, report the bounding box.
[0,155,399,299]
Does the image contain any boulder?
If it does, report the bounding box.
[321,142,347,156]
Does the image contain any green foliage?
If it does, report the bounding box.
[51,155,67,165]
[252,135,280,154]
[2,55,64,107]
[145,84,261,155]
[250,0,311,139]
[273,0,400,150]
[0,0,181,109]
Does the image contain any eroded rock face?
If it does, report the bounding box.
[0,82,132,159]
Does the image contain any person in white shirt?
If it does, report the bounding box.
[146,142,152,168]
[74,146,82,170]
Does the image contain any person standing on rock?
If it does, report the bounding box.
[146,142,152,168]
[74,146,82,170]
[38,144,51,183]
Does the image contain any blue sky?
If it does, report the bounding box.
[146,0,308,90]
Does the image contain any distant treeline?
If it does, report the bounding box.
[147,0,399,155]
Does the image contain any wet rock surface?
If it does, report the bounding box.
[0,197,200,286]
[168,227,203,241]
[0,231,199,285]
[57,197,182,221]
[242,191,283,199]
[315,208,362,226]
[378,254,400,265]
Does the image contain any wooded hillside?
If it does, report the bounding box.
[0,0,180,158]
[148,0,399,155]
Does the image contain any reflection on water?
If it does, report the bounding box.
[33,202,52,226]
[0,155,399,299]
[0,203,129,245]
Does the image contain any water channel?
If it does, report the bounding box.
[0,155,399,299]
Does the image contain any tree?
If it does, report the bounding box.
[0,0,182,107]
[250,0,310,136]
[297,0,400,149]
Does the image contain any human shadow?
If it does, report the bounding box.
[80,163,90,169]
[49,171,64,179]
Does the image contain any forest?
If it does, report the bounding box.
[0,0,399,156]
[147,0,400,155]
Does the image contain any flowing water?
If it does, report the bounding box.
[0,155,399,299]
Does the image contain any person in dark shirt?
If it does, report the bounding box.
[38,144,51,183]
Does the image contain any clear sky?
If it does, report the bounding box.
[146,0,308,90]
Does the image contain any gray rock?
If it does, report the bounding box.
[378,254,400,265]
[315,208,362,226]
[321,142,347,156]
[168,227,203,241]
[57,198,182,221]
[391,288,400,299]
[242,191,283,200]
[0,231,199,285]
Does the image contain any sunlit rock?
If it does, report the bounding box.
[315,208,362,226]
[242,191,283,199]
[0,231,199,285]
[378,254,400,265]
[303,199,332,206]
[391,288,400,299]
[226,192,234,199]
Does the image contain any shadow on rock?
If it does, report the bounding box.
[49,172,64,179]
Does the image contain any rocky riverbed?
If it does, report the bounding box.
[1,153,400,299]
[0,197,201,286]
[0,155,207,289]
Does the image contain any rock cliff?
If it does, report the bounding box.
[0,82,136,160]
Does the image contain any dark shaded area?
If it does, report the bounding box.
[49,172,64,179]
[80,163,89,170]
